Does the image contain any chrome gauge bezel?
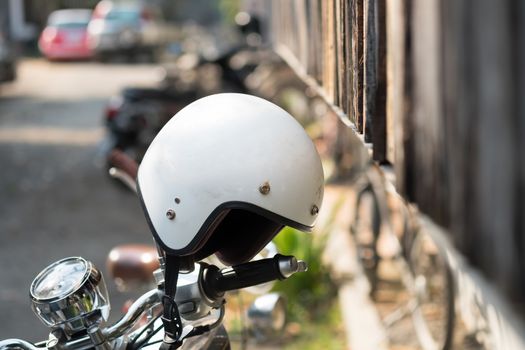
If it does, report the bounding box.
[29,257,110,335]
[30,257,90,303]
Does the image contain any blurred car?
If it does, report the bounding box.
[0,28,16,82]
[38,9,93,60]
[87,1,164,61]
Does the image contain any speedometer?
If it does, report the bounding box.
[29,257,110,335]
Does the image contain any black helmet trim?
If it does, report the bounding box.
[137,181,312,257]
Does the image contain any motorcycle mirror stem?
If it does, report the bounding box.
[107,149,139,192]
[109,167,137,193]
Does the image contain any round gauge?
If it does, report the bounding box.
[30,257,88,301]
[29,257,110,334]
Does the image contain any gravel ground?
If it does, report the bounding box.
[0,59,164,341]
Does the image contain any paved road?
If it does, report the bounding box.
[0,59,164,341]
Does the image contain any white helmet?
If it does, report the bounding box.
[137,93,324,265]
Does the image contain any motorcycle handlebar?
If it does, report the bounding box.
[0,289,161,350]
[0,339,40,350]
[0,256,305,350]
[202,254,307,299]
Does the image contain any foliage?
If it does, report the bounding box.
[272,227,337,322]
[282,303,346,350]
[217,0,241,25]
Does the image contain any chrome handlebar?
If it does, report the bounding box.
[103,288,161,340]
[0,289,161,350]
[0,339,41,350]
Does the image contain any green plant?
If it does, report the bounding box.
[217,0,241,25]
[282,303,346,350]
[272,227,337,321]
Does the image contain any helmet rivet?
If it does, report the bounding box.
[166,209,176,220]
[259,182,271,195]
[174,197,181,204]
[311,205,319,216]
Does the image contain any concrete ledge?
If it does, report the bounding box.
[320,186,388,350]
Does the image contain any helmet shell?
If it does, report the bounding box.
[137,93,324,258]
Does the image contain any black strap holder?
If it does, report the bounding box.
[159,254,183,350]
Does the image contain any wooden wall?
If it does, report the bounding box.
[270,0,525,308]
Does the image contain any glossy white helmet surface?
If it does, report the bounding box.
[137,93,324,261]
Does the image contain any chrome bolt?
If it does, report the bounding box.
[311,205,319,216]
[166,209,176,220]
[259,181,271,195]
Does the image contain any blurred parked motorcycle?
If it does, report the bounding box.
[99,45,267,171]
[99,13,319,175]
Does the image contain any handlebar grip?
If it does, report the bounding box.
[202,254,306,299]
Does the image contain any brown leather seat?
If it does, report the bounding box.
[106,244,160,290]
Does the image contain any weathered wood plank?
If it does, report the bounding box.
[351,0,364,132]
[516,0,525,303]
[335,0,346,110]
[441,0,521,301]
[295,0,309,69]
[409,0,448,226]
[441,0,476,271]
[325,0,336,106]
[363,0,376,143]
[471,0,517,298]
[372,0,387,162]
[321,0,329,102]
[386,0,408,185]
[307,0,323,82]
[344,0,354,119]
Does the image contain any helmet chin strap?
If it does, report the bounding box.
[160,254,183,350]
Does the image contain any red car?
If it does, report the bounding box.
[39,9,93,60]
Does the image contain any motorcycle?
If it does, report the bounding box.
[99,85,195,169]
[99,44,267,169]
[0,152,302,350]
